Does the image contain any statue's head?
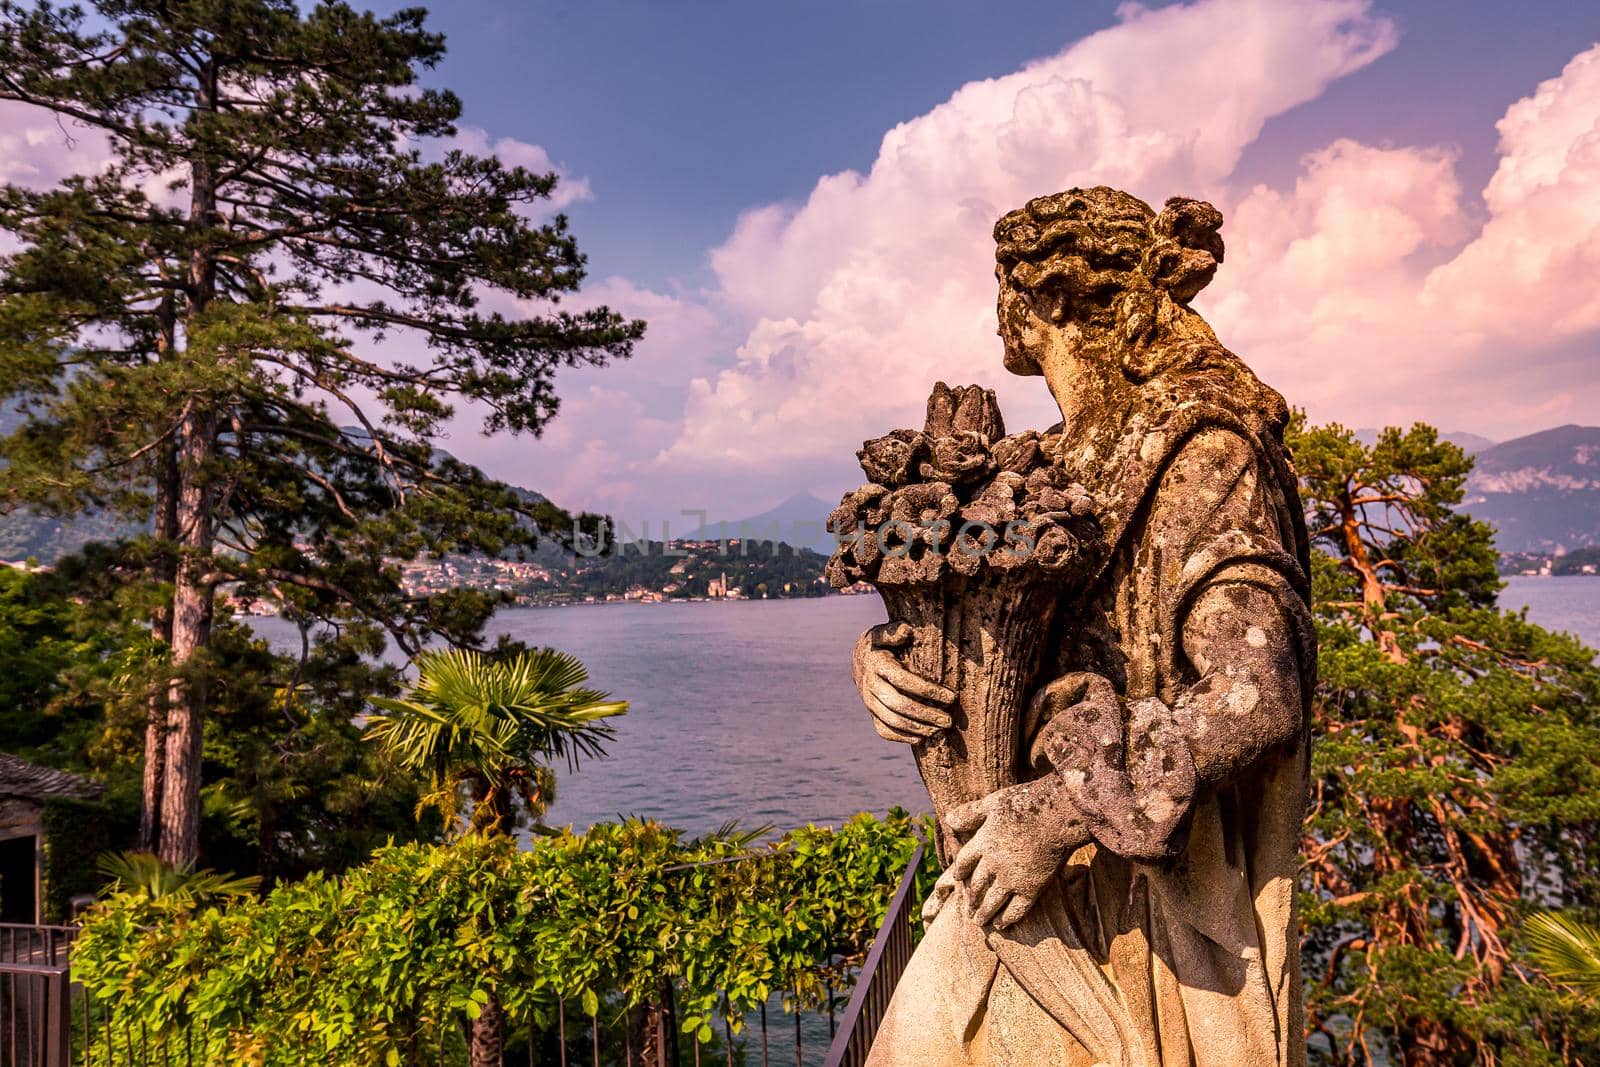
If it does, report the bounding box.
[993,187,1225,379]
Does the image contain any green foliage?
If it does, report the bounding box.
[1289,417,1600,1063]
[1527,912,1600,994]
[41,796,136,923]
[73,811,935,1066]
[96,850,260,904]
[27,579,442,884]
[0,565,128,763]
[367,647,626,833]
[181,618,440,884]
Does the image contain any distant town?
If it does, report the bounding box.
[204,536,858,616]
[1498,547,1600,578]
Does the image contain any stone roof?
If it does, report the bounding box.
[0,752,103,801]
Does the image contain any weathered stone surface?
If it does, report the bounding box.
[843,187,1316,1066]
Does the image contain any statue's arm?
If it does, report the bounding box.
[851,622,955,743]
[1164,429,1308,788]
[931,590,1306,929]
[1172,576,1304,788]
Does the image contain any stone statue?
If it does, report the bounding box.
[833,187,1315,1066]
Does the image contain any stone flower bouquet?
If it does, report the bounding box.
[827,383,1106,859]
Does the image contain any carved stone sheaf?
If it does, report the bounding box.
[837,187,1316,1067]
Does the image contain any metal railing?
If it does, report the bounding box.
[0,928,76,968]
[1,926,76,1067]
[0,961,71,1067]
[821,843,925,1067]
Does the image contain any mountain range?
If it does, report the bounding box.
[1462,425,1600,554]
[678,492,839,554]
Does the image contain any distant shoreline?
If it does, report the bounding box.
[510,591,878,610]
[235,589,880,621]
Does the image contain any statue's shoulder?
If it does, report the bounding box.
[1107,403,1260,494]
[1161,423,1258,481]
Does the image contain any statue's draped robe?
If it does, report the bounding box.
[868,368,1315,1067]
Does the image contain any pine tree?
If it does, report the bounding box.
[0,0,641,868]
[1291,419,1600,1063]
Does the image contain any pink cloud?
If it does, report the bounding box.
[1422,46,1600,342]
[1208,44,1600,438]
[629,14,1600,519]
[443,127,594,213]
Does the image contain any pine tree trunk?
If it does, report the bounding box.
[138,694,168,851]
[139,613,171,850]
[157,83,220,872]
[139,409,179,853]
[468,992,504,1067]
[157,406,216,871]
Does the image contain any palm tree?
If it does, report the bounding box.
[366,646,626,1067]
[367,646,626,835]
[1527,911,1600,996]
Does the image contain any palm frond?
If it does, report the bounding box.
[96,851,260,903]
[689,821,772,851]
[1526,910,1600,990]
[365,646,627,806]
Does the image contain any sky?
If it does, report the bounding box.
[5,0,1599,524]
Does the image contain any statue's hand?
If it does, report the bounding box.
[852,622,955,744]
[923,779,1089,929]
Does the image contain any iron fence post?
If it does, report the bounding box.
[45,965,69,1067]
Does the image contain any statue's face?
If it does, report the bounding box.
[996,269,1046,377]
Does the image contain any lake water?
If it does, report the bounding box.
[1502,575,1600,648]
[483,595,924,834]
[254,577,1599,835]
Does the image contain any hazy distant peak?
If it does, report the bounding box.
[1463,424,1600,554]
[680,492,836,552]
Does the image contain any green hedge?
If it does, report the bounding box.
[73,811,936,1065]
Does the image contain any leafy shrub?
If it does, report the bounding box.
[73,811,934,1065]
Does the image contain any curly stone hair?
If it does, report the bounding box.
[994,186,1227,380]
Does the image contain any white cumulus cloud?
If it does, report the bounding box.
[1422,46,1600,342]
[658,0,1399,500]
[616,8,1600,520]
